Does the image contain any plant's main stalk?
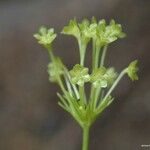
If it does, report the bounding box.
[82,126,90,150]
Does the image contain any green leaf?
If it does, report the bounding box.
[47,57,64,82]
[34,26,57,46]
[126,60,139,81]
[69,64,90,86]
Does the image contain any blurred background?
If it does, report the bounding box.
[0,0,150,149]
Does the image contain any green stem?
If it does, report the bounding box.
[72,84,80,99]
[57,77,67,95]
[92,39,101,69]
[49,50,55,61]
[94,86,101,108]
[79,86,86,105]
[92,39,96,70]
[82,126,90,150]
[100,45,108,67]
[64,75,73,96]
[90,86,101,109]
[95,46,101,69]
[104,69,126,100]
[45,45,55,61]
[65,70,80,99]
[78,40,86,66]
[89,86,96,108]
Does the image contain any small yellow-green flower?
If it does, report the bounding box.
[96,19,126,46]
[126,60,139,81]
[104,68,118,86]
[90,67,117,88]
[34,26,57,46]
[69,64,90,86]
[62,18,91,44]
[78,19,91,44]
[90,67,107,88]
[61,19,80,40]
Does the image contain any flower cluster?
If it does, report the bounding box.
[34,18,139,131]
[62,18,125,46]
[69,64,118,88]
[62,18,126,67]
